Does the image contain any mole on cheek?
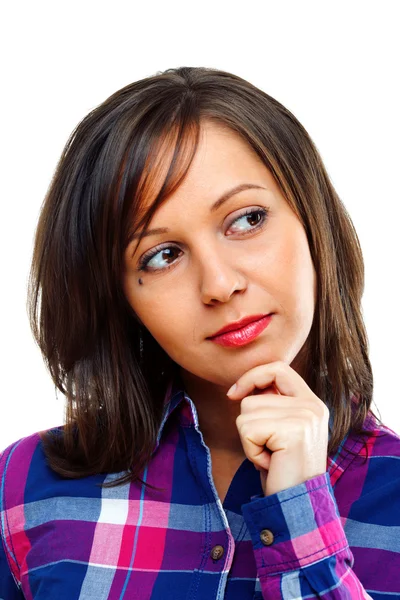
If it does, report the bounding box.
[138,278,143,285]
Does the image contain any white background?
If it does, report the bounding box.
[1,1,399,450]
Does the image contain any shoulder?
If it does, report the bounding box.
[346,411,400,462]
[1,426,64,465]
[369,418,400,453]
[360,414,400,463]
[1,426,113,520]
[1,430,44,480]
[362,417,400,488]
[330,417,400,571]
[334,415,400,515]
[0,427,64,511]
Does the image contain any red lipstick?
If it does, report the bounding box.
[208,314,273,348]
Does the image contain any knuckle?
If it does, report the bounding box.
[240,396,253,412]
[239,421,251,438]
[315,399,330,420]
[298,407,314,422]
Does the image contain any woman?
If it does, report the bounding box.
[1,66,399,600]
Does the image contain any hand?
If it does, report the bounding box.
[227,361,330,496]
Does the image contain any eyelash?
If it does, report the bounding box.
[137,206,270,273]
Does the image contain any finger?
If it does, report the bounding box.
[227,361,309,400]
[239,392,317,416]
[252,383,281,396]
[236,418,276,470]
[238,401,309,421]
[240,392,297,414]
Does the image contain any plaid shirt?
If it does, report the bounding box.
[1,375,400,599]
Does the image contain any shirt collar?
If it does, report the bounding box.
[151,372,378,484]
[150,372,187,457]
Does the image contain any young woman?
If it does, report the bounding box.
[1,66,399,600]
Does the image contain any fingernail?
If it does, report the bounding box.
[227,383,237,396]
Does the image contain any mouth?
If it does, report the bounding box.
[207,314,273,348]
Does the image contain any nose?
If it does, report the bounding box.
[198,247,247,305]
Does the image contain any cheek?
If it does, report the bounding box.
[123,268,193,345]
[265,232,316,310]
[139,296,191,347]
[279,227,314,284]
[287,247,317,326]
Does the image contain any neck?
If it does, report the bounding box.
[179,369,246,456]
[177,347,310,456]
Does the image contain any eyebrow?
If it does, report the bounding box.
[129,183,268,241]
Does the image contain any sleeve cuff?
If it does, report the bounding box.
[241,472,350,575]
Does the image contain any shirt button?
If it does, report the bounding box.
[260,529,274,546]
[210,545,224,560]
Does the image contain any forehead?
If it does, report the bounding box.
[138,120,275,215]
[125,118,289,258]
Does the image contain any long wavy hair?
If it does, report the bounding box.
[28,66,381,488]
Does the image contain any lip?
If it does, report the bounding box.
[208,313,271,337]
[207,314,273,348]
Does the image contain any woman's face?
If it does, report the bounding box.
[123,121,317,389]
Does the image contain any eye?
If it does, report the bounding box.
[137,206,270,273]
[138,246,183,273]
[226,207,269,235]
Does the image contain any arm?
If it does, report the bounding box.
[0,537,25,600]
[241,472,378,599]
[0,446,26,599]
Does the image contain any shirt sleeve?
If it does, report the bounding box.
[0,446,26,599]
[241,472,375,599]
[0,537,25,600]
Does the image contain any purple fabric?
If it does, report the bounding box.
[1,375,399,598]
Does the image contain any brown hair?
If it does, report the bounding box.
[28,66,381,488]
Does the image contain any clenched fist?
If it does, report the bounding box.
[227,361,330,497]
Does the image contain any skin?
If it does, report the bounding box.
[123,120,329,496]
